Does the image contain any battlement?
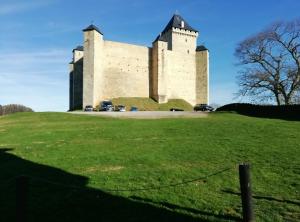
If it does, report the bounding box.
[171,27,198,37]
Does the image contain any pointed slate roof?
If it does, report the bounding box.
[161,14,198,34]
[153,34,168,43]
[82,24,103,35]
[72,45,84,52]
[196,45,208,51]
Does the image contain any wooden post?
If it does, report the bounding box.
[239,163,254,222]
[16,176,28,222]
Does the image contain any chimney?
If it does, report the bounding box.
[181,21,184,28]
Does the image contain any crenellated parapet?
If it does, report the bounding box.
[171,27,198,37]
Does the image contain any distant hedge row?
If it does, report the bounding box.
[0,104,33,116]
[216,103,300,120]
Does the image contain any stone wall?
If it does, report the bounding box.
[100,40,151,102]
[167,50,197,105]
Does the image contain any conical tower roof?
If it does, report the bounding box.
[82,24,103,35]
[161,14,198,34]
[196,45,208,51]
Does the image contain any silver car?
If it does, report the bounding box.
[84,105,93,112]
[115,105,126,112]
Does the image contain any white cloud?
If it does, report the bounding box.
[0,0,56,15]
[0,50,70,70]
[0,49,70,111]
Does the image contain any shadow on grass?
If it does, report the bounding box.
[236,112,300,121]
[222,189,300,206]
[0,148,235,222]
[216,103,300,121]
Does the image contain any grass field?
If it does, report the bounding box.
[0,112,299,221]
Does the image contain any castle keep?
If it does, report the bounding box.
[69,14,209,110]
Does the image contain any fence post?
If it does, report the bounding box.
[16,176,28,222]
[239,163,254,222]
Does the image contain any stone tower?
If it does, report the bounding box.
[69,14,209,110]
[69,46,84,110]
[82,25,104,108]
[151,14,209,105]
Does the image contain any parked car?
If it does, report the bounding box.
[130,106,138,112]
[194,104,214,112]
[170,108,184,111]
[84,105,93,112]
[115,105,126,112]
[99,100,114,111]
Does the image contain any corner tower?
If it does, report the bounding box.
[152,14,208,105]
[196,46,209,104]
[82,24,104,108]
[69,46,84,110]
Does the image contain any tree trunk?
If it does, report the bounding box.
[274,92,281,105]
[284,95,292,105]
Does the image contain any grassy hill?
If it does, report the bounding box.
[111,97,193,111]
[0,112,299,221]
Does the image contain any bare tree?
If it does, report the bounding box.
[235,19,300,105]
[1,104,33,115]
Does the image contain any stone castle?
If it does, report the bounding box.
[69,14,209,110]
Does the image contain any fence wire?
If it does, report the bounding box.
[1,166,232,192]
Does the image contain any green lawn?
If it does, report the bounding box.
[111,97,193,111]
[0,112,299,221]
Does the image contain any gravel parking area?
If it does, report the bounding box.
[70,111,208,119]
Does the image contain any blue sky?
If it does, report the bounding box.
[1,0,300,111]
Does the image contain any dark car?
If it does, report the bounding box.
[170,108,184,111]
[84,105,93,112]
[194,104,214,112]
[99,100,114,111]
